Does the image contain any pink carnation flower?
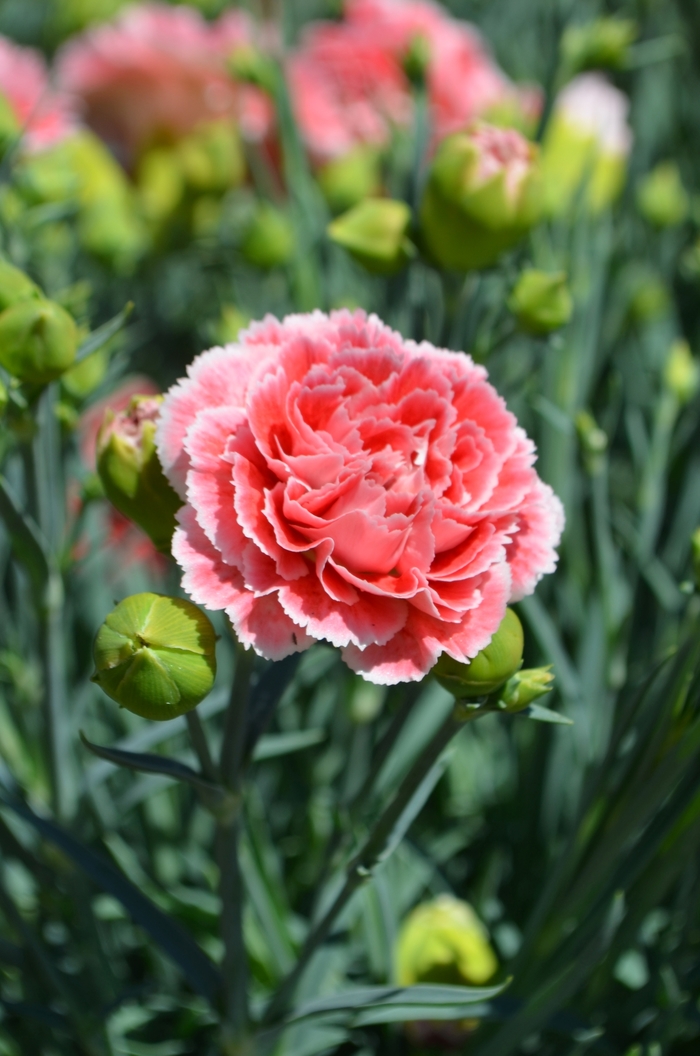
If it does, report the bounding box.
[56,2,274,166]
[0,35,75,152]
[158,311,563,684]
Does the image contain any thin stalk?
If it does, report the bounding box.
[637,388,678,558]
[262,703,488,1026]
[33,386,71,820]
[216,638,255,1048]
[186,710,217,782]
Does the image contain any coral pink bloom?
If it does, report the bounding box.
[0,35,75,152]
[348,0,541,145]
[158,311,563,684]
[56,2,273,166]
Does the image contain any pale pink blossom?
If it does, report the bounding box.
[56,2,274,166]
[0,35,75,152]
[470,123,534,200]
[555,72,632,158]
[158,311,563,684]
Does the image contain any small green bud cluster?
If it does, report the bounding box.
[92,593,217,721]
[0,259,78,385]
[498,666,555,712]
[96,394,182,553]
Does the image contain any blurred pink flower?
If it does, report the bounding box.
[56,2,274,166]
[157,310,563,684]
[289,0,540,163]
[0,35,75,152]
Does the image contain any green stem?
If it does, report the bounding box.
[262,703,485,1026]
[186,709,217,782]
[217,638,255,1047]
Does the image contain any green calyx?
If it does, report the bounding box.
[420,131,541,272]
[432,608,525,700]
[96,395,182,553]
[92,593,217,721]
[328,198,415,274]
[637,162,688,228]
[0,259,42,313]
[317,147,382,214]
[241,203,294,269]
[508,269,573,334]
[0,298,78,384]
[499,665,555,712]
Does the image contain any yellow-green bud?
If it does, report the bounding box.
[92,593,217,721]
[96,395,182,553]
[432,608,524,699]
[214,305,250,345]
[637,162,688,228]
[241,203,294,269]
[402,33,432,85]
[420,124,541,272]
[0,259,42,313]
[560,18,637,75]
[328,198,415,274]
[499,666,554,712]
[176,120,245,194]
[396,895,498,988]
[136,147,184,223]
[62,347,109,399]
[78,199,147,273]
[0,299,77,384]
[317,147,382,214]
[228,44,277,94]
[628,274,670,323]
[664,339,699,405]
[508,269,573,334]
[0,378,8,416]
[0,92,19,155]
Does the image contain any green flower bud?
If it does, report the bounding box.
[691,527,700,591]
[664,340,699,405]
[0,259,42,313]
[214,304,250,345]
[96,395,182,553]
[508,269,573,334]
[241,203,294,269]
[317,147,382,214]
[0,378,8,417]
[92,593,217,721]
[136,147,184,223]
[328,198,414,275]
[79,199,147,273]
[637,162,688,228]
[177,120,245,194]
[576,410,608,475]
[420,124,541,272]
[0,91,19,154]
[402,33,432,85]
[396,895,498,988]
[0,299,77,384]
[499,665,554,712]
[62,347,109,400]
[628,273,670,324]
[432,608,524,699]
[228,44,277,94]
[560,18,637,76]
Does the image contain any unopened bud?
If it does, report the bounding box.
[177,120,245,194]
[664,339,698,405]
[508,269,573,334]
[96,395,182,553]
[136,147,184,223]
[328,198,415,274]
[432,608,524,699]
[317,147,381,214]
[214,305,250,345]
[403,33,432,85]
[420,124,541,272]
[691,527,700,590]
[228,45,277,94]
[560,17,637,75]
[0,91,19,154]
[637,162,688,228]
[499,666,554,712]
[92,593,217,721]
[0,299,77,384]
[576,409,608,459]
[241,203,294,269]
[0,259,42,312]
[396,895,498,987]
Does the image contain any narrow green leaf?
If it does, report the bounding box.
[252,729,326,761]
[79,731,224,799]
[286,982,508,1023]
[526,704,574,725]
[0,475,49,590]
[74,302,134,365]
[0,792,222,1003]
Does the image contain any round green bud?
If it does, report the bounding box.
[432,608,524,699]
[317,147,382,214]
[241,203,294,269]
[664,339,699,406]
[177,120,245,194]
[228,44,277,94]
[0,259,42,313]
[96,394,182,553]
[92,593,217,721]
[396,895,498,988]
[0,298,77,384]
[136,147,185,223]
[420,126,541,272]
[508,269,573,334]
[328,198,415,275]
[499,665,555,712]
[402,33,432,85]
[637,162,688,228]
[560,17,637,76]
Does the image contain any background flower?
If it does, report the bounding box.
[56,2,274,167]
[157,310,563,683]
[0,35,75,152]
